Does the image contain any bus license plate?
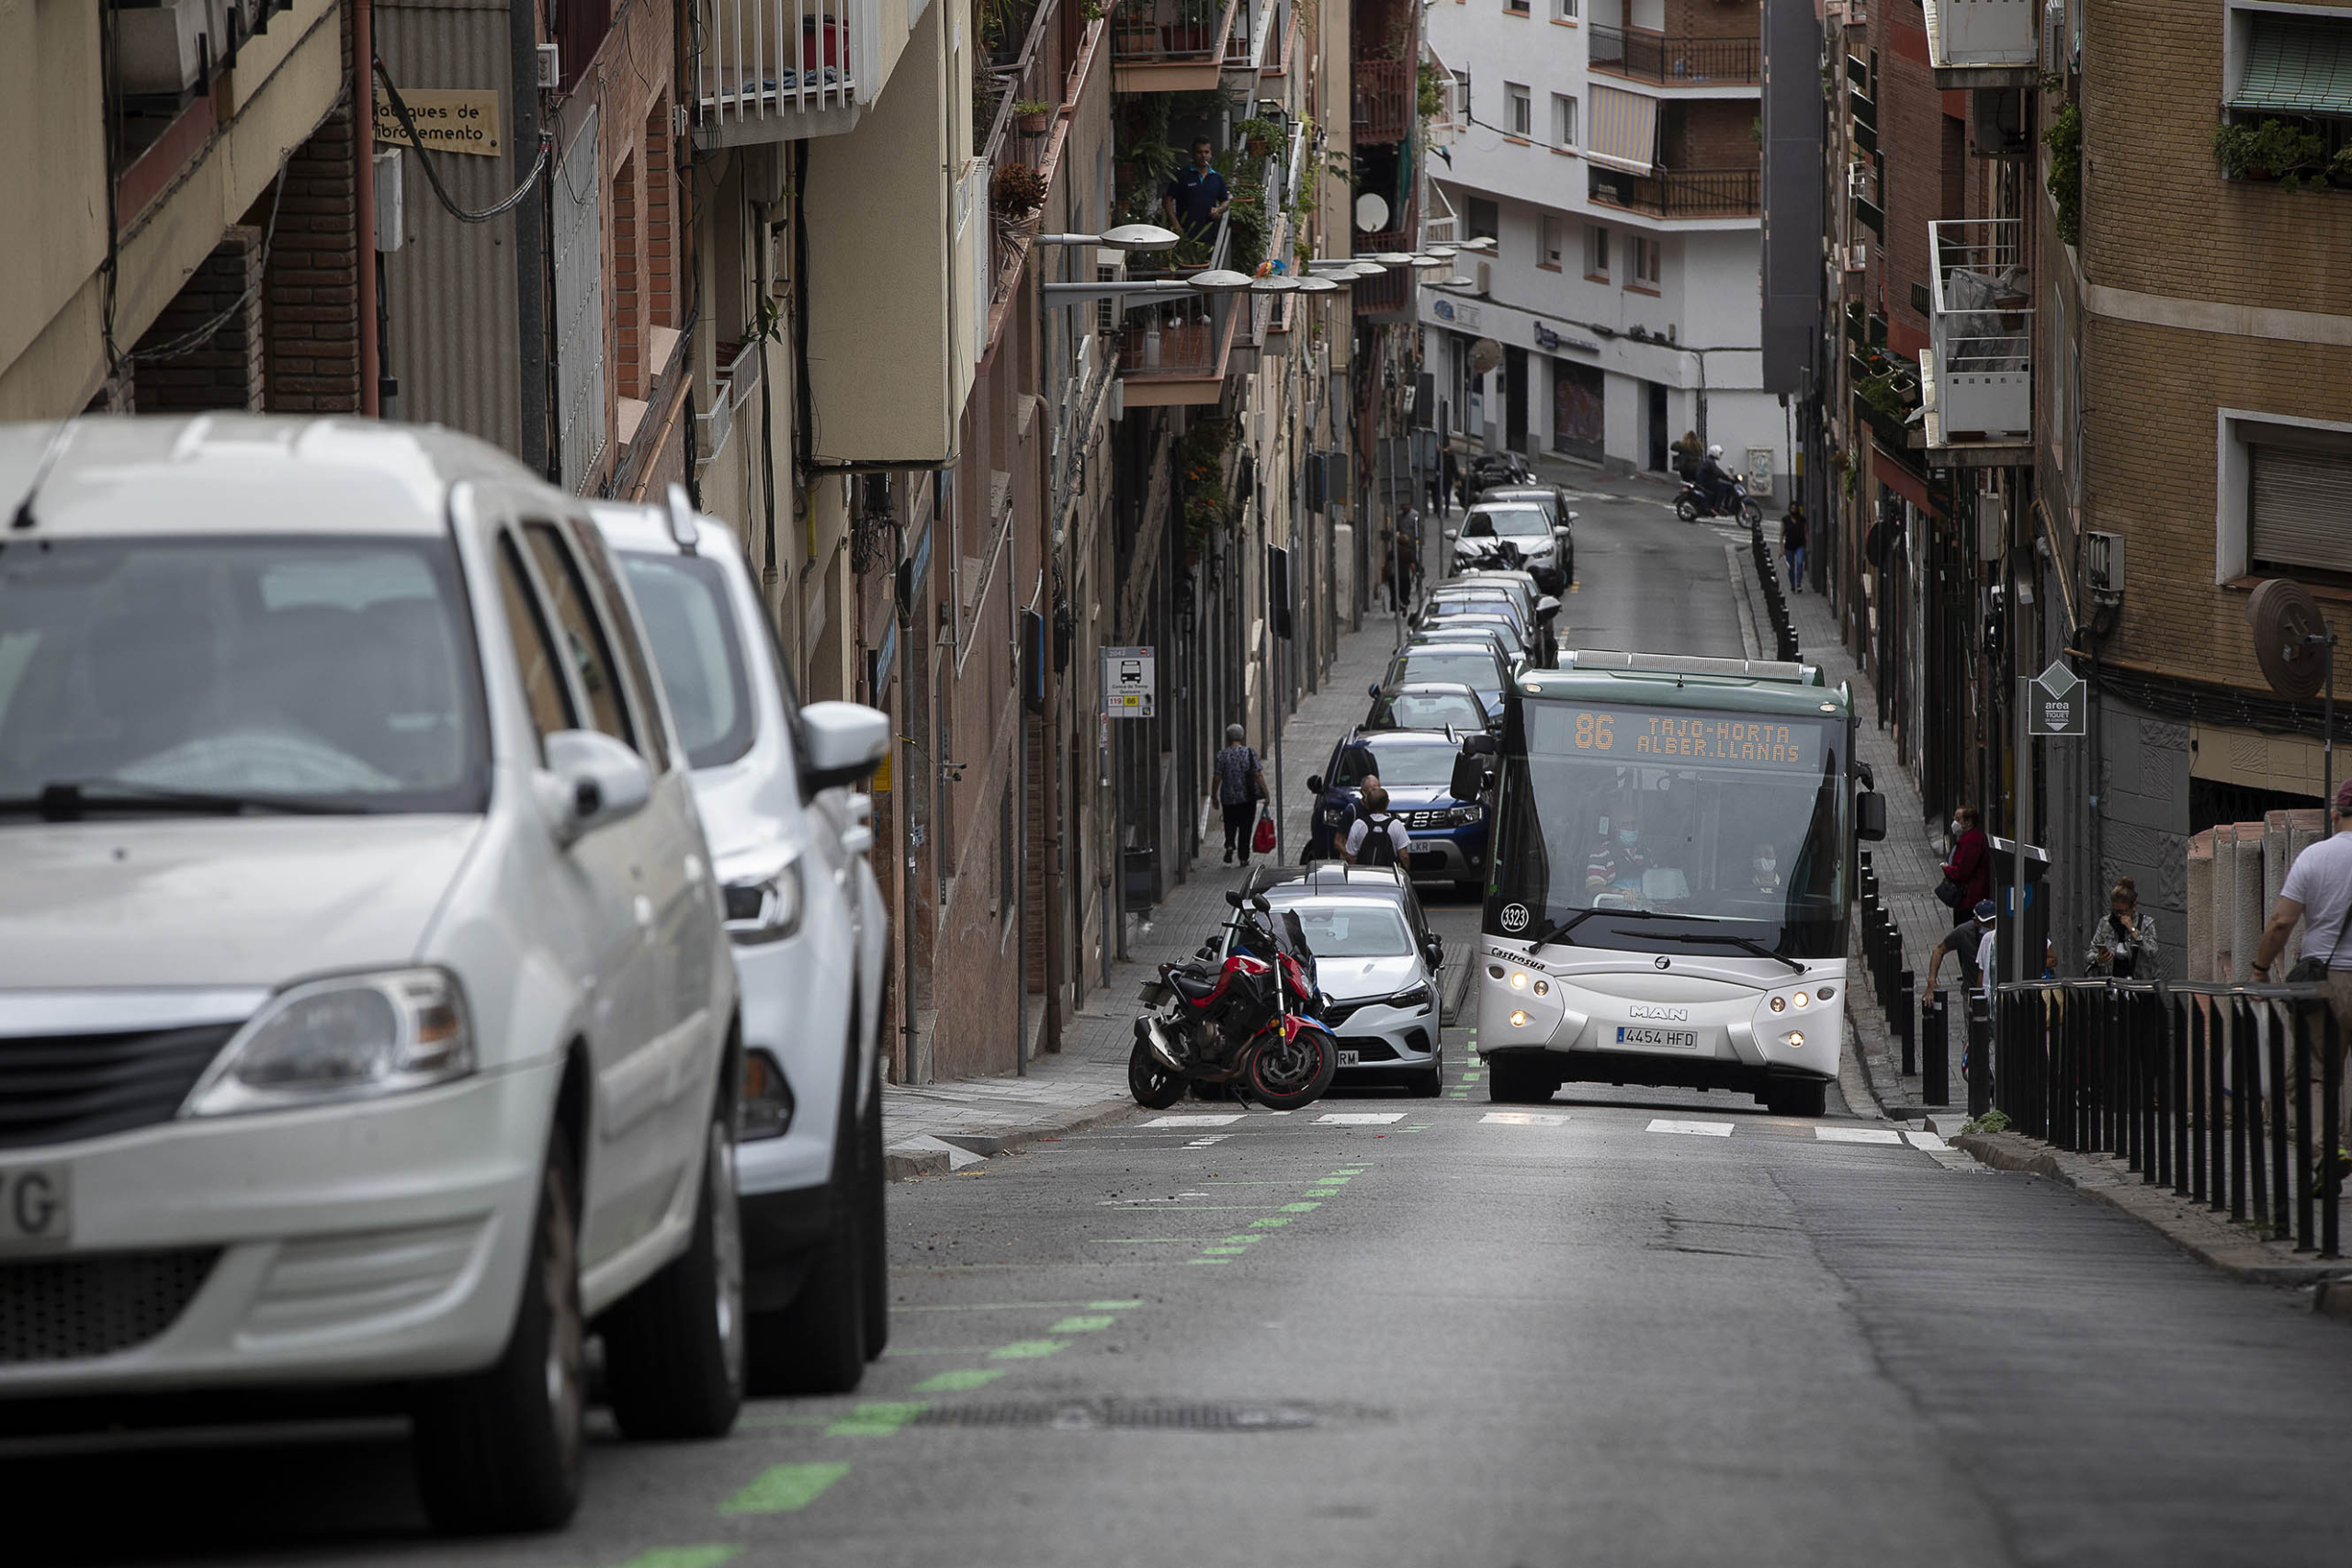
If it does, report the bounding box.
[1616,1027,1698,1049]
[1336,1050,1360,1066]
[0,1162,70,1251]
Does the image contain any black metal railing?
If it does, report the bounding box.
[1854,849,1922,1091]
[1587,166,1760,219]
[1993,981,2342,1258]
[1587,25,1759,85]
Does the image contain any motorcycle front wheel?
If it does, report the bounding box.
[1128,1036,1185,1109]
[1741,499,1763,525]
[1242,1025,1338,1111]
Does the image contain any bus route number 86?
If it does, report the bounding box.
[1575,711,1614,750]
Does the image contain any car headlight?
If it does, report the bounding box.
[723,854,805,945]
[1450,803,1485,825]
[1387,982,1435,1010]
[741,1049,795,1140]
[184,968,473,1117]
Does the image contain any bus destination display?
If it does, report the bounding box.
[1532,705,1823,768]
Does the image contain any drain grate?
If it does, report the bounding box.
[914,1400,1321,1431]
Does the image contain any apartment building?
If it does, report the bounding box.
[1793,0,2352,969]
[1419,0,1783,484]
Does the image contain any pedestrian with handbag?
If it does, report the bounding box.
[1212,723,1269,866]
[1937,805,1990,912]
[2084,877,2158,978]
[2249,780,2352,1170]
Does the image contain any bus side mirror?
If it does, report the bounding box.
[1450,755,1490,802]
[1856,790,1888,840]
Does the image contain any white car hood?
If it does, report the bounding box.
[1317,953,1426,1002]
[0,817,483,990]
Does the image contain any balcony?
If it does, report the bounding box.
[1588,25,1760,89]
[1922,218,2032,451]
[1588,165,1760,220]
[1352,57,1414,144]
[1921,0,2039,86]
[1111,0,1244,92]
[1353,228,1414,316]
[693,0,904,146]
[1118,214,1243,405]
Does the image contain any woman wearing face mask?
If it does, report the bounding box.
[1941,805,1990,912]
[2085,876,2157,979]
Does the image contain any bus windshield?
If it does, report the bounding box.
[1490,699,1847,959]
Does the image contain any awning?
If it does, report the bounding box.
[2231,14,2352,116]
[1588,86,1659,175]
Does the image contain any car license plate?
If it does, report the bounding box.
[1616,1027,1698,1049]
[0,1162,70,1251]
[1335,1049,1360,1066]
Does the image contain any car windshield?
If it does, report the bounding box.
[620,552,755,770]
[1428,597,1524,630]
[1276,902,1413,957]
[1336,740,1459,789]
[1463,507,1549,538]
[0,536,486,813]
[1437,620,1522,654]
[1370,689,1487,731]
[1395,650,1499,689]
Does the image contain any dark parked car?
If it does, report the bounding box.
[1317,728,1492,897]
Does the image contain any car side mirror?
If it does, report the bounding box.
[800,701,891,792]
[1369,682,1383,698]
[540,729,651,846]
[1442,528,1459,541]
[1306,774,1324,794]
[1856,789,1888,841]
[1424,935,1445,966]
[1534,595,1562,621]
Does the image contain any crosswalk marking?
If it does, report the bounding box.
[1905,1129,1951,1150]
[1184,1134,1231,1147]
[1317,1111,1407,1125]
[1646,1119,1735,1137]
[1139,1114,1242,1128]
[1815,1127,1905,1145]
[1481,1111,1571,1126]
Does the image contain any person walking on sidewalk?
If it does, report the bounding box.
[1941,805,1991,912]
[1212,723,1267,866]
[1922,897,1999,1086]
[2085,876,2158,978]
[2249,780,2352,1165]
[1781,502,1808,593]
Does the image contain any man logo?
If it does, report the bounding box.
[1499,903,1531,933]
[1628,1004,1690,1022]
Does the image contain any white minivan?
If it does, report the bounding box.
[593,497,891,1393]
[0,416,744,1532]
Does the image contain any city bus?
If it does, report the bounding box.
[1461,651,1886,1116]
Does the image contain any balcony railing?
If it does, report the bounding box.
[1122,212,1234,382]
[1588,166,1760,219]
[1588,25,1760,86]
[1922,0,2038,75]
[1110,0,1241,67]
[1353,228,1413,314]
[1926,217,2030,439]
[1352,57,1414,143]
[694,0,877,141]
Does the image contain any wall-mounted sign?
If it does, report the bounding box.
[1102,646,1156,718]
[2026,662,2086,738]
[1532,321,1600,355]
[1432,299,1482,329]
[373,85,504,158]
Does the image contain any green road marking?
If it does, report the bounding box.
[1333,1167,1367,1174]
[1280,1201,1320,1213]
[1218,1235,1266,1245]
[1089,1299,1145,1309]
[1202,1247,1249,1255]
[879,1346,997,1358]
[913,1368,1006,1393]
[605,1548,740,1568]
[1048,1314,1115,1333]
[1186,1257,1232,1265]
[990,1339,1070,1359]
[1405,1122,1432,1131]
[1463,1072,1484,1081]
[1250,1216,1293,1228]
[1311,1177,1349,1186]
[722,1462,853,1515]
[827,1402,927,1437]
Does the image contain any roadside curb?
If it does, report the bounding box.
[884,1096,1138,1182]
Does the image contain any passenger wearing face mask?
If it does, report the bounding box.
[1584,806,1651,901]
[1748,842,1781,893]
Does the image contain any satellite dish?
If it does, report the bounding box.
[2248,578,2331,700]
[1468,337,1504,378]
[1354,193,1391,232]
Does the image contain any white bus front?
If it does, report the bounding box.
[1474,686,1879,1117]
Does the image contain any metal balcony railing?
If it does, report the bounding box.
[1587,25,1760,86]
[1109,0,1241,65]
[1587,166,1760,219]
[1121,213,1234,380]
[694,0,875,138]
[1927,217,2030,438]
[1352,57,1414,143]
[1352,227,1413,314]
[1922,0,2038,72]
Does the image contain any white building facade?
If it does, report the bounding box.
[1420,0,1785,493]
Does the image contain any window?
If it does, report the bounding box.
[1453,69,1472,117]
[499,536,577,748]
[1585,224,1611,279]
[620,553,756,770]
[1553,94,1577,150]
[1630,234,1662,287]
[1507,84,1532,138]
[1555,0,1577,17]
[1506,0,1530,13]
[1468,197,1500,241]
[1539,216,1565,268]
[2217,412,2352,582]
[524,523,635,748]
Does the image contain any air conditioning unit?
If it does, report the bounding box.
[2086,530,2124,599]
[1095,249,1127,338]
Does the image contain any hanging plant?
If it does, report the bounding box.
[991,162,1047,220]
[2043,103,2082,245]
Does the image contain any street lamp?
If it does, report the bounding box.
[1295,276,1340,293]
[1250,274,1301,292]
[1408,254,1451,270]
[1034,223,1181,250]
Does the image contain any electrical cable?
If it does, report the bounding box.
[129,162,291,363]
[373,57,549,223]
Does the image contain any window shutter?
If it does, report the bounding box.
[2249,443,2352,573]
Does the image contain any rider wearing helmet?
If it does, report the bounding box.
[1697,443,1736,517]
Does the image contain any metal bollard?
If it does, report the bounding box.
[1897,969,1916,1075]
[1921,992,1950,1106]
[1967,994,1993,1119]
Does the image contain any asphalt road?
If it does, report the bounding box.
[14,485,2352,1567]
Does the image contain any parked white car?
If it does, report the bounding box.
[0,416,743,1533]
[593,497,891,1393]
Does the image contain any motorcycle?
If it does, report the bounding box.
[1448,536,1531,574]
[1674,472,1764,525]
[1130,890,1340,1111]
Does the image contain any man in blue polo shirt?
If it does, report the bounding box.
[1161,137,1230,243]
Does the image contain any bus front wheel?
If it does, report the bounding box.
[1763,1077,1828,1117]
[1487,1055,1556,1105]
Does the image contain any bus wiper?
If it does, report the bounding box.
[0,780,345,820]
[1519,909,1606,948]
[1660,932,1806,974]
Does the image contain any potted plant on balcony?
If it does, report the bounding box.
[2212,116,2328,187]
[1237,115,1285,160]
[1014,98,1054,134]
[991,162,1048,231]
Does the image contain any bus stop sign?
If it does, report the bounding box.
[1103,646,1156,718]
[2026,661,2086,738]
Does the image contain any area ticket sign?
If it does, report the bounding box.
[1102,647,1155,719]
[2027,661,2086,738]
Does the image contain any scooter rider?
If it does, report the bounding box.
[1698,444,1736,516]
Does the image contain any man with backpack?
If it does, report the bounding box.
[1342,785,1413,869]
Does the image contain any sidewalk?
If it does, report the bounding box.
[882,608,1413,1179]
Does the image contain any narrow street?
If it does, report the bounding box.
[13,480,2352,1568]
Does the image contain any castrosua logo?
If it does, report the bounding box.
[1498,902,1531,933]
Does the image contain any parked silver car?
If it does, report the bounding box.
[1238,865,1447,1096]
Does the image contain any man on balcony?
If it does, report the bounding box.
[1162,138,1230,244]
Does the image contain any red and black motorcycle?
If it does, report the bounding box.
[1130,890,1340,1111]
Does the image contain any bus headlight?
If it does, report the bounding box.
[1510,971,1530,990]
[1792,990,1810,1009]
[1783,1031,1805,1049]
[1510,1010,1530,1028]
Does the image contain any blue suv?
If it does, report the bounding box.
[1320,728,1488,897]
